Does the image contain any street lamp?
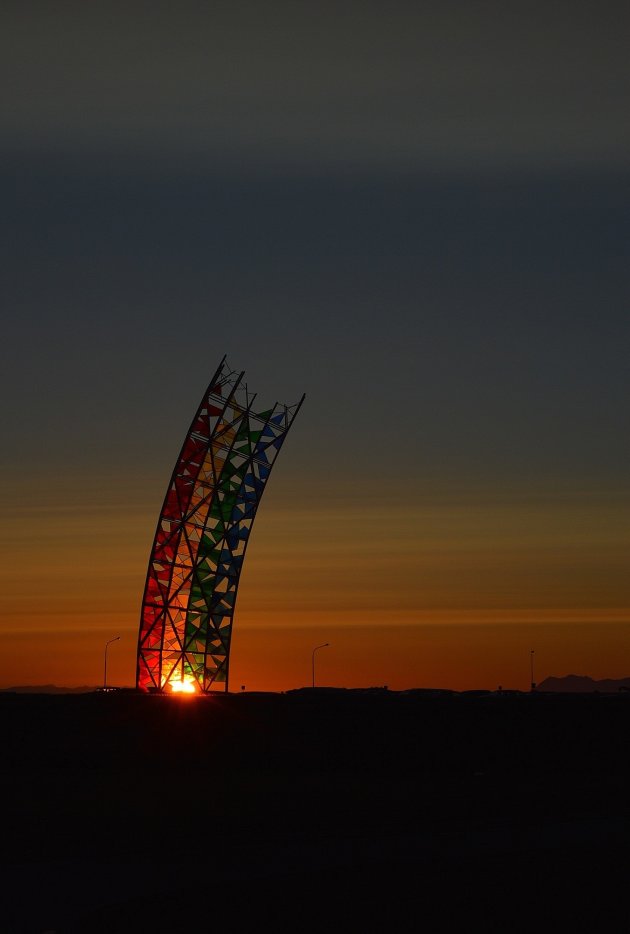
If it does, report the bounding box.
[312,642,330,689]
[104,636,120,691]
[530,649,536,693]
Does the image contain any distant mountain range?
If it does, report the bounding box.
[537,675,630,693]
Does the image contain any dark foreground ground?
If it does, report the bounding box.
[1,689,629,933]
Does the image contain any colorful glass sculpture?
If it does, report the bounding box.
[136,358,304,692]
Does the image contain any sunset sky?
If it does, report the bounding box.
[1,1,629,691]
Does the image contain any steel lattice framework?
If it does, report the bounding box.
[136,358,304,693]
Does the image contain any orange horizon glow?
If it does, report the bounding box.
[1,478,629,692]
[2,615,630,695]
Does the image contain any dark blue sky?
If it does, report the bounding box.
[3,159,628,494]
[2,0,628,491]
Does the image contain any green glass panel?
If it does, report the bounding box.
[199,535,222,557]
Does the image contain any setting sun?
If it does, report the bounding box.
[169,677,197,694]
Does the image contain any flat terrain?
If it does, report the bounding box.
[1,689,629,932]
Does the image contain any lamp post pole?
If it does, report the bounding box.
[312,643,330,689]
[104,636,120,691]
[530,649,535,692]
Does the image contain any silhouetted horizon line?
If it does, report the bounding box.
[4,674,630,695]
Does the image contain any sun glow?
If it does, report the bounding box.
[169,676,197,694]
